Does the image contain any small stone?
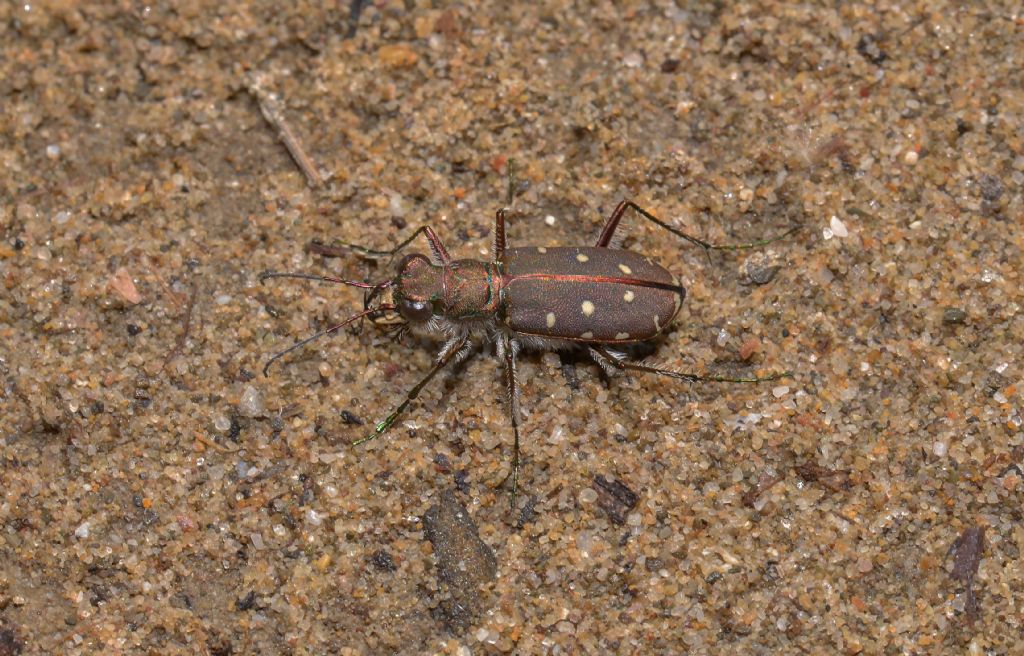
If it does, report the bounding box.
[933,441,948,457]
[623,52,643,68]
[829,215,848,238]
[739,337,760,360]
[238,385,264,418]
[74,521,90,538]
[742,254,779,285]
[903,150,919,165]
[943,308,967,324]
[109,267,143,304]
[371,550,397,572]
[16,203,36,221]
[378,43,418,68]
[544,215,557,226]
[213,414,231,432]
[579,488,598,504]
[772,385,789,398]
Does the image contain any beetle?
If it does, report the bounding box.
[260,194,792,508]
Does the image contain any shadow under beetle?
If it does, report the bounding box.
[261,177,793,509]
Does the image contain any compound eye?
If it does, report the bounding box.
[397,253,429,276]
[398,297,432,322]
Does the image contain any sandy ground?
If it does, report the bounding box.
[2,1,1023,654]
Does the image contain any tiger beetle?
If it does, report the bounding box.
[260,170,795,510]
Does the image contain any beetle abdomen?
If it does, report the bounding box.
[500,247,684,342]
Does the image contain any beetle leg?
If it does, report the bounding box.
[493,208,511,260]
[497,333,523,510]
[352,334,471,446]
[590,345,791,384]
[594,200,798,255]
[333,225,452,265]
[492,159,518,260]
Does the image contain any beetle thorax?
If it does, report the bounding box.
[394,254,501,324]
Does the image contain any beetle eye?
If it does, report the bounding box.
[398,297,432,322]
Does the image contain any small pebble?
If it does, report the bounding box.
[829,215,849,238]
[743,257,779,285]
[903,150,919,165]
[74,521,90,538]
[238,385,264,417]
[772,385,789,398]
[213,414,231,432]
[943,307,967,324]
[623,52,643,68]
[544,215,557,226]
[579,488,598,504]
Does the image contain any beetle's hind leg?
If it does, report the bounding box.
[589,345,790,384]
[594,200,798,254]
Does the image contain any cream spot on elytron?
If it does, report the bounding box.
[537,247,547,253]
[654,315,661,332]
[618,263,632,275]
[581,300,595,316]
[576,253,589,262]
[546,312,556,328]
[580,331,594,339]
[623,290,635,303]
[615,332,630,340]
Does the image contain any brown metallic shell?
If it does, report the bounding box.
[500,246,684,342]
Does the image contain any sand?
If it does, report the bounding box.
[1,1,1022,653]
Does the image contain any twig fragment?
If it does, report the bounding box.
[164,282,198,369]
[246,72,323,187]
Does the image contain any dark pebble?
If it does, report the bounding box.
[340,409,363,425]
[423,490,497,631]
[0,627,24,656]
[371,549,397,572]
[943,307,967,324]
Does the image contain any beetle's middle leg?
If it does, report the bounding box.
[496,333,523,510]
[333,224,452,265]
[589,345,789,384]
[594,200,796,253]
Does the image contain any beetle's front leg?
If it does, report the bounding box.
[353,334,472,446]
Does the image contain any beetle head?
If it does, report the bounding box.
[392,253,443,323]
